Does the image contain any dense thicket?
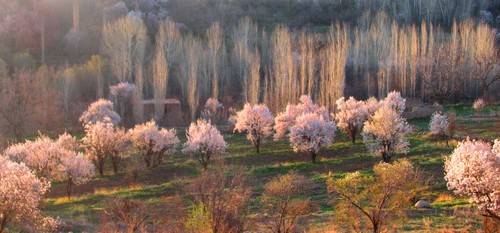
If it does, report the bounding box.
[0,0,499,142]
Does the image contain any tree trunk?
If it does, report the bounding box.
[350,128,357,144]
[381,152,391,163]
[67,179,73,200]
[311,152,317,163]
[144,153,152,168]
[111,156,119,174]
[97,158,105,176]
[0,215,8,233]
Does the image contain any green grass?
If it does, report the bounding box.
[41,105,500,232]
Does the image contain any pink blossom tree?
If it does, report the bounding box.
[59,152,95,199]
[381,91,406,114]
[335,97,369,144]
[56,132,80,151]
[109,82,136,125]
[0,156,58,233]
[362,105,412,163]
[365,97,381,116]
[274,95,330,140]
[473,98,486,112]
[234,103,274,153]
[4,134,70,179]
[201,98,224,123]
[289,113,337,163]
[128,120,180,168]
[81,121,129,176]
[429,111,450,140]
[183,119,227,169]
[79,99,121,126]
[444,138,500,221]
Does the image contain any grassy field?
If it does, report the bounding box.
[43,104,500,232]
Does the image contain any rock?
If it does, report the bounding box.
[415,200,431,209]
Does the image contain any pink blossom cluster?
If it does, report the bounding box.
[3,133,95,199]
[429,111,449,136]
[0,156,58,231]
[59,153,95,186]
[274,95,330,140]
[110,82,136,99]
[381,91,406,114]
[444,138,500,217]
[82,121,129,175]
[204,98,223,114]
[128,120,180,167]
[289,113,336,162]
[473,98,486,112]
[79,99,121,126]
[364,97,381,115]
[234,103,274,152]
[129,121,179,154]
[4,134,77,180]
[184,119,227,155]
[335,97,369,142]
[362,105,412,162]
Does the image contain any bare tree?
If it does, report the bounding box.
[100,198,150,233]
[187,164,250,233]
[262,172,312,233]
[102,16,148,83]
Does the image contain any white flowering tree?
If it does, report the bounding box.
[0,156,58,233]
[59,152,95,199]
[473,98,486,112]
[429,111,450,141]
[110,82,136,125]
[381,91,406,114]
[4,134,71,180]
[201,98,224,123]
[82,121,129,176]
[128,120,180,168]
[79,99,121,126]
[362,105,412,163]
[234,103,274,153]
[289,113,337,163]
[274,95,330,140]
[335,97,369,144]
[365,97,381,116]
[444,139,500,221]
[183,119,227,169]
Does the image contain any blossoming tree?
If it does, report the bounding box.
[444,139,500,221]
[234,103,274,153]
[59,152,95,199]
[128,120,180,168]
[335,97,369,144]
[79,99,121,126]
[183,119,227,169]
[82,121,128,176]
[109,82,136,125]
[365,97,381,116]
[289,113,337,163]
[201,98,224,123]
[429,111,450,140]
[4,134,72,179]
[0,156,58,233]
[473,98,486,112]
[362,105,412,163]
[381,91,406,114]
[274,95,329,140]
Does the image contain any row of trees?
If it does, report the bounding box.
[1,6,498,143]
[0,90,498,232]
[99,14,499,123]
